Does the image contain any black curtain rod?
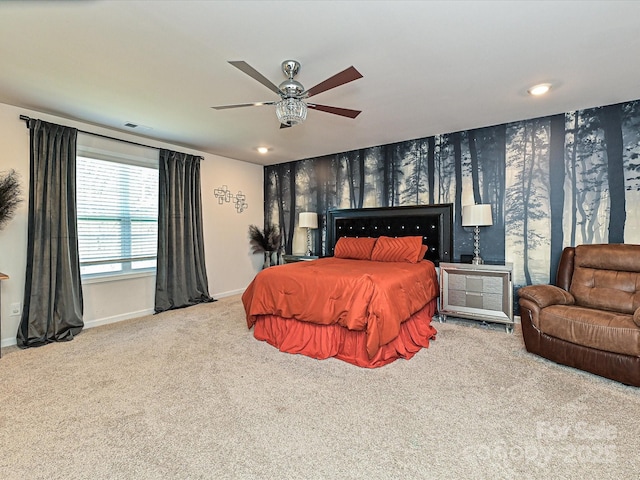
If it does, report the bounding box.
[19,114,161,151]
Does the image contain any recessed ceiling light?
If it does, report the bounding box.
[527,83,552,96]
[257,147,269,154]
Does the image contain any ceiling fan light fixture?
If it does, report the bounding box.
[215,60,363,128]
[275,98,307,126]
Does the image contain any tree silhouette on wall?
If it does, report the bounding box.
[264,98,640,287]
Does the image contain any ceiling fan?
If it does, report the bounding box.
[212,60,363,128]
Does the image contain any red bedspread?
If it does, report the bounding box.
[242,257,439,358]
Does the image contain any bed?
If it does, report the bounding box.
[242,204,454,367]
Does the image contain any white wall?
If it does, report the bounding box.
[0,102,264,349]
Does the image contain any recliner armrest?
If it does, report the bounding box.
[518,284,575,310]
[633,307,640,328]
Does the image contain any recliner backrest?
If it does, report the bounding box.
[569,244,640,314]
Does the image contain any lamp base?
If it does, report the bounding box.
[471,256,484,265]
[306,228,313,256]
[472,226,483,265]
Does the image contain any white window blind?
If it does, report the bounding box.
[76,134,159,278]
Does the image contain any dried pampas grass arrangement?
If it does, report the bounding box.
[0,170,22,230]
[248,224,282,253]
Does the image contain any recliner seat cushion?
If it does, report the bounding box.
[540,304,640,357]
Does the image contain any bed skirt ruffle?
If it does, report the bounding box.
[251,298,438,368]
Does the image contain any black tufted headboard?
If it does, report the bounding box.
[326,204,453,265]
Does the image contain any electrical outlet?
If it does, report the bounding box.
[10,302,21,316]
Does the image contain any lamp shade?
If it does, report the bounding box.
[462,204,493,227]
[299,212,318,229]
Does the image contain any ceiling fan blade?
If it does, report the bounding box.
[304,66,363,98]
[211,101,276,110]
[307,103,362,119]
[228,61,281,95]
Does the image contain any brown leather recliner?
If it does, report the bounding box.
[518,244,640,387]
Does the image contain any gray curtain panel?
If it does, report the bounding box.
[17,119,84,348]
[155,149,213,313]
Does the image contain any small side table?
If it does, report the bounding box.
[283,255,319,263]
[0,272,8,358]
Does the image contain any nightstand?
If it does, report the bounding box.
[282,255,319,263]
[439,262,514,333]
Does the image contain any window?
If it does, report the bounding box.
[76,134,159,279]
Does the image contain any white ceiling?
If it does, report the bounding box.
[1,1,639,166]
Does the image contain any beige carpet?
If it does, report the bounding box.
[0,295,638,480]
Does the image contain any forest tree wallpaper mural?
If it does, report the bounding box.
[264,98,640,292]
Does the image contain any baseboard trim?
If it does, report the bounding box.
[0,309,155,350]
[214,288,245,298]
[1,337,16,349]
[83,309,155,329]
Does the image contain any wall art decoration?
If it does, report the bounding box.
[214,185,248,213]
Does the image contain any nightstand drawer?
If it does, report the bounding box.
[448,273,503,294]
[448,290,503,311]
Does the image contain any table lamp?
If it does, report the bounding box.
[299,212,318,256]
[462,204,493,264]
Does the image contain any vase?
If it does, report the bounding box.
[263,251,273,269]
